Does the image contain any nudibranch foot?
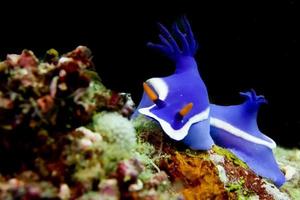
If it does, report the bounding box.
[182,120,214,150]
[210,90,285,186]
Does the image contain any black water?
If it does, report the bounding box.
[0,1,299,147]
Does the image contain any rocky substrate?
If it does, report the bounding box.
[0,47,298,200]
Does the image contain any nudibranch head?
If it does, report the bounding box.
[210,90,285,186]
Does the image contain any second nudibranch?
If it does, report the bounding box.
[134,16,214,150]
[210,90,285,187]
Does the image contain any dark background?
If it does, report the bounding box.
[0,1,299,147]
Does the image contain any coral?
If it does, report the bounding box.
[0,47,176,199]
[116,159,144,183]
[0,46,111,174]
[98,179,120,200]
[93,112,137,173]
[0,171,58,199]
[93,112,136,151]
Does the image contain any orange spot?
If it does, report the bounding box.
[179,102,193,117]
[143,82,158,102]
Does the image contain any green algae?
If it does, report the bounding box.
[213,145,248,169]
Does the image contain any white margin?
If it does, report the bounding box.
[139,106,210,141]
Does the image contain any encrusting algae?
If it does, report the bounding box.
[163,151,229,200]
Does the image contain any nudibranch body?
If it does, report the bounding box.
[134,17,214,150]
[210,90,285,187]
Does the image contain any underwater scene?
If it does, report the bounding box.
[0,1,300,200]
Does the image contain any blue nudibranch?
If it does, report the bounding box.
[134,17,285,187]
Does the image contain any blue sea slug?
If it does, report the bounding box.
[133,17,285,187]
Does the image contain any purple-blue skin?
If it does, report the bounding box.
[133,16,214,150]
[210,89,286,187]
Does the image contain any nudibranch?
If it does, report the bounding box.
[133,16,214,150]
[210,89,285,186]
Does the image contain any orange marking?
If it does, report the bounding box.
[179,102,193,117]
[143,82,158,101]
